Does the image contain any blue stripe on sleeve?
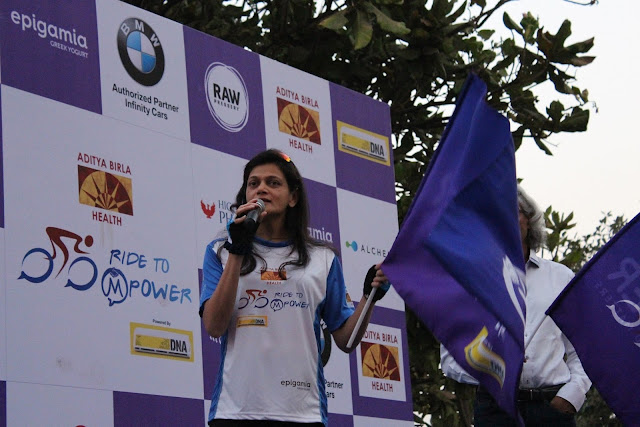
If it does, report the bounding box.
[323,256,355,332]
[199,239,225,316]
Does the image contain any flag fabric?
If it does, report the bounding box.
[382,74,526,420]
[547,212,640,424]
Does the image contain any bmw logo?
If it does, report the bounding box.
[117,17,165,86]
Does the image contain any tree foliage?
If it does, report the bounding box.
[543,209,627,427]
[124,0,595,220]
[122,0,610,424]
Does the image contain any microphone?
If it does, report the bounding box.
[244,199,265,232]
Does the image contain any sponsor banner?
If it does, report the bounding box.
[184,26,266,158]
[0,88,4,228]
[0,0,101,113]
[6,382,113,426]
[0,228,5,381]
[336,189,403,310]
[190,144,246,260]
[357,324,405,401]
[351,307,413,421]
[322,322,355,415]
[329,413,354,427]
[200,265,222,401]
[96,0,190,141]
[330,83,395,204]
[353,415,413,427]
[113,391,204,426]
[2,87,202,398]
[0,381,4,427]
[130,322,194,362]
[305,179,340,256]
[260,56,336,187]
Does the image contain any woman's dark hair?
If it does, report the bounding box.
[219,149,329,276]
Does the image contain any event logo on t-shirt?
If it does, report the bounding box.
[117,17,165,86]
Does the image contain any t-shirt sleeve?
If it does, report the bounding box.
[199,240,225,317]
[322,254,355,332]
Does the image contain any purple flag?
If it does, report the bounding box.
[547,212,640,424]
[382,74,525,420]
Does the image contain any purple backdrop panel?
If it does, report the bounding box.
[1,381,5,427]
[304,178,341,257]
[199,268,222,400]
[329,412,354,426]
[113,391,204,426]
[0,0,101,113]
[350,306,413,421]
[0,90,3,228]
[184,26,266,159]
[330,83,394,204]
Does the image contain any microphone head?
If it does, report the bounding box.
[255,198,265,213]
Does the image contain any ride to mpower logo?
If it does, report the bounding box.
[10,9,89,58]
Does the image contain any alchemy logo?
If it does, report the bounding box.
[205,62,249,132]
[117,17,165,86]
[345,240,387,257]
[345,241,358,251]
[277,98,321,144]
[78,165,133,215]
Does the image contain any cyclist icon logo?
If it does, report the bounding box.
[19,227,98,291]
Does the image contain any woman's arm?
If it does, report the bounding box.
[201,252,243,338]
[332,264,389,352]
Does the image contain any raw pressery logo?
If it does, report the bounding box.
[205,62,249,132]
[117,17,165,86]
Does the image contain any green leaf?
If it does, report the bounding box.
[547,100,564,122]
[568,55,595,66]
[503,12,522,34]
[533,136,553,155]
[353,9,373,50]
[478,29,495,40]
[559,108,589,132]
[555,20,572,46]
[373,0,404,5]
[318,9,349,32]
[364,3,411,36]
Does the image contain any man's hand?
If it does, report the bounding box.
[550,396,576,414]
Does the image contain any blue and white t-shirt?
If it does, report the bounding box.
[199,237,355,425]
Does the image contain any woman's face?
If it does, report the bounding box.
[245,163,297,217]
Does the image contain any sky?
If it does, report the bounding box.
[487,0,640,237]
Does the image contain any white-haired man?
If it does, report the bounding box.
[440,185,591,426]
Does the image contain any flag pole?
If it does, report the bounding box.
[347,288,377,349]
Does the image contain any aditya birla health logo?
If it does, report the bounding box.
[277,97,321,144]
[117,17,165,86]
[205,62,249,132]
[78,165,133,216]
[360,341,401,381]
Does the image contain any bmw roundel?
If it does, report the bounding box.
[117,17,165,86]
